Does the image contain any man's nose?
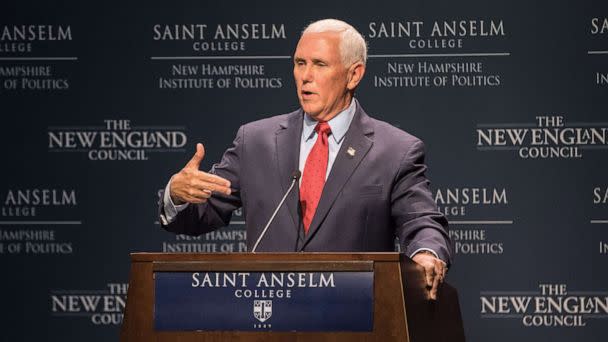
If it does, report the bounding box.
[301,65,313,82]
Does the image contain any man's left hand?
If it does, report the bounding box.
[412,251,447,300]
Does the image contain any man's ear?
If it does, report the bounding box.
[346,62,366,91]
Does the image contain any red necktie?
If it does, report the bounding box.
[300,121,331,234]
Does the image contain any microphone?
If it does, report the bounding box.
[251,170,301,253]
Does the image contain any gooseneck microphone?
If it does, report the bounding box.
[251,170,301,253]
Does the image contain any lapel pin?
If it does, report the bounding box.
[347,146,356,157]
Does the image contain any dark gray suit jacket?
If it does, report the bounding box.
[159,102,453,265]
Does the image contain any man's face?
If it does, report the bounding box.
[293,32,351,122]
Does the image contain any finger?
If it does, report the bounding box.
[195,173,232,193]
[191,179,231,196]
[434,262,445,285]
[183,188,212,202]
[430,273,441,300]
[185,196,208,204]
[430,262,444,300]
[185,143,205,170]
[199,171,231,188]
[424,264,435,288]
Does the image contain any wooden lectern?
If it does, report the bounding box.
[120,253,464,342]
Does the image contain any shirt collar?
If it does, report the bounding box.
[302,98,356,144]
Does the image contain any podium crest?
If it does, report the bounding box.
[253,300,272,322]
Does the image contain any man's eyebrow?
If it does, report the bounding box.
[293,57,328,65]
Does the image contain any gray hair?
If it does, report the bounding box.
[302,19,368,66]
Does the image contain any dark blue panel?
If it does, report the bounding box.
[154,271,374,331]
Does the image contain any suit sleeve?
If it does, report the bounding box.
[391,139,453,266]
[157,126,244,236]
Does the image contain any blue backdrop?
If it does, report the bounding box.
[1,0,607,340]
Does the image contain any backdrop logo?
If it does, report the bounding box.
[158,186,247,252]
[591,18,608,34]
[2,188,76,217]
[435,187,509,255]
[367,19,505,49]
[0,228,73,255]
[150,22,287,90]
[480,283,608,327]
[435,187,507,216]
[594,187,608,205]
[0,25,72,54]
[1,25,72,40]
[152,23,286,52]
[163,230,247,253]
[51,283,127,325]
[590,18,608,86]
[0,188,78,255]
[0,24,74,91]
[367,19,507,89]
[593,186,608,254]
[597,72,608,86]
[48,119,187,161]
[0,66,70,90]
[477,115,608,159]
[157,64,283,90]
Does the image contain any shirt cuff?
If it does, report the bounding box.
[161,177,189,225]
[409,248,439,260]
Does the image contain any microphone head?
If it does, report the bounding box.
[291,170,302,180]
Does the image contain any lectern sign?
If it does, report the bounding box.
[154,271,374,331]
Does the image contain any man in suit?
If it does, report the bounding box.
[159,19,452,299]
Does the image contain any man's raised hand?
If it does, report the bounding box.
[169,143,231,205]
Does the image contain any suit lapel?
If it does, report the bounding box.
[275,110,304,233]
[301,104,374,249]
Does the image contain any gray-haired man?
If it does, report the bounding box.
[160,19,452,300]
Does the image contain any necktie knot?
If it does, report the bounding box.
[315,121,331,136]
